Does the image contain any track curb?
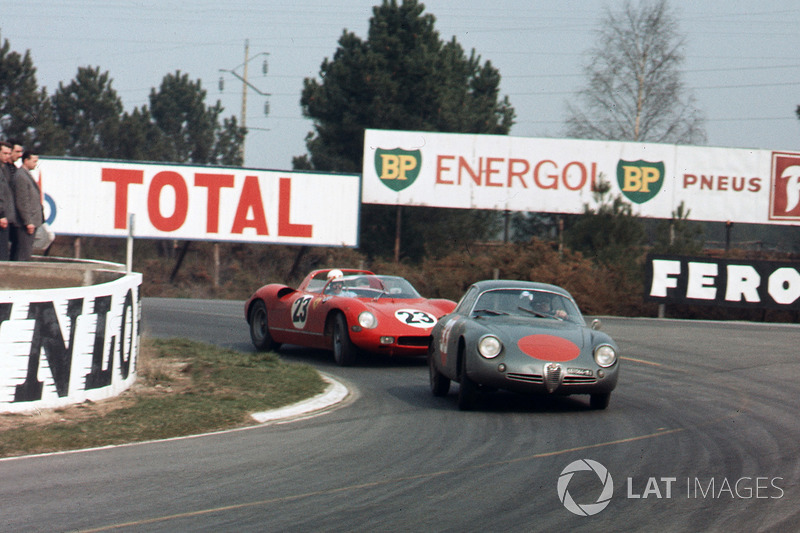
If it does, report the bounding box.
[251,373,350,424]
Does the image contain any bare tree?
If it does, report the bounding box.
[564,0,705,144]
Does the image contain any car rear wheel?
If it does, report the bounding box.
[249,300,279,351]
[332,314,358,366]
[429,347,450,397]
[590,392,611,410]
[457,355,478,411]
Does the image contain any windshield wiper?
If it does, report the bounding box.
[518,306,563,320]
[473,309,509,316]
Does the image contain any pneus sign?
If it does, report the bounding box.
[0,272,142,413]
[645,253,800,310]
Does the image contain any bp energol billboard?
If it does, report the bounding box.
[363,129,800,226]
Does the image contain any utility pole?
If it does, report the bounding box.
[240,39,250,161]
[217,40,270,288]
[219,39,271,163]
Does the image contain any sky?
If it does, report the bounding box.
[2,0,800,171]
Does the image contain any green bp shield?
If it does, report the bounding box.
[617,160,665,204]
[374,148,422,192]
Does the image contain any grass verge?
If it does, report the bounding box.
[0,338,327,459]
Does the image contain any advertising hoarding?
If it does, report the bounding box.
[363,129,800,226]
[38,159,361,246]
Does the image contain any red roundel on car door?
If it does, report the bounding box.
[517,335,580,362]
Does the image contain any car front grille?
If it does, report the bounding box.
[397,336,431,347]
[563,375,598,384]
[506,373,544,384]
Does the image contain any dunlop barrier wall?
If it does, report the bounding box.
[0,258,141,413]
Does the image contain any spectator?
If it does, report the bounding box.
[0,141,17,260]
[8,139,23,169]
[10,150,44,261]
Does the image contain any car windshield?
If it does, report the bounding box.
[323,275,421,299]
[472,288,582,324]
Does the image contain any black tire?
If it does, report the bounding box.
[590,392,611,410]
[249,300,279,351]
[429,346,451,397]
[332,314,358,366]
[457,353,479,411]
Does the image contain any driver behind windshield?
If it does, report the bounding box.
[521,291,568,319]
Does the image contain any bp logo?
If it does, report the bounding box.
[617,160,665,204]
[374,148,421,191]
[557,459,614,516]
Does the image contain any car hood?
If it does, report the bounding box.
[365,298,450,323]
[476,315,589,350]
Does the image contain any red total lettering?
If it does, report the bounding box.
[195,173,235,233]
[231,176,269,235]
[279,177,312,238]
[148,171,189,232]
[101,168,144,229]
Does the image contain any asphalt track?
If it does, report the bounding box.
[1,298,799,532]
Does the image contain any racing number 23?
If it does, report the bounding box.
[395,309,436,328]
[291,296,313,329]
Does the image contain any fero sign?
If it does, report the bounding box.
[645,254,800,310]
[39,159,361,246]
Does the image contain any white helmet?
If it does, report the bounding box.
[327,269,344,281]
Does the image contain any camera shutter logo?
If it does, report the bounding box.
[557,459,614,516]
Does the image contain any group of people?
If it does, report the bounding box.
[0,139,45,261]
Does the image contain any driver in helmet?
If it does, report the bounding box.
[525,291,568,319]
[326,269,356,297]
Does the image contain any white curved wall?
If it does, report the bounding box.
[0,265,141,413]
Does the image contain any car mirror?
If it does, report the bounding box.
[591,319,602,330]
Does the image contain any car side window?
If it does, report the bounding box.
[455,286,479,314]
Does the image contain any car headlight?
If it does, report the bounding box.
[594,344,617,367]
[358,311,377,329]
[478,335,502,359]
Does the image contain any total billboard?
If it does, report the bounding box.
[37,159,361,246]
[362,129,800,226]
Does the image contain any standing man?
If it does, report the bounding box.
[0,141,17,260]
[10,150,43,261]
[8,140,23,169]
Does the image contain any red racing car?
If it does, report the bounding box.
[245,268,457,365]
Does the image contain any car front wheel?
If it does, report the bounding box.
[457,355,478,411]
[590,392,611,410]
[249,300,279,351]
[332,314,358,366]
[429,347,450,397]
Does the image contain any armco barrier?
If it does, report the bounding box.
[0,258,141,413]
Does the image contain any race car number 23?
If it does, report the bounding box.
[395,309,437,329]
[291,296,313,329]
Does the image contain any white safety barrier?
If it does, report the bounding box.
[0,259,141,413]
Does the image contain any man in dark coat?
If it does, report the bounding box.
[0,141,17,260]
[10,150,43,261]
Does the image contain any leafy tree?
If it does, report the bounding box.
[0,34,65,153]
[52,66,123,158]
[652,201,704,254]
[510,212,561,243]
[213,115,245,166]
[564,0,705,144]
[114,106,172,161]
[149,71,218,164]
[298,0,513,259]
[564,177,645,267]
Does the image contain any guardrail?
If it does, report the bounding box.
[0,257,142,413]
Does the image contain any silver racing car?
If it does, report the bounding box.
[428,280,620,410]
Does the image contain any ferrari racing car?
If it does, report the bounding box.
[246,269,457,365]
